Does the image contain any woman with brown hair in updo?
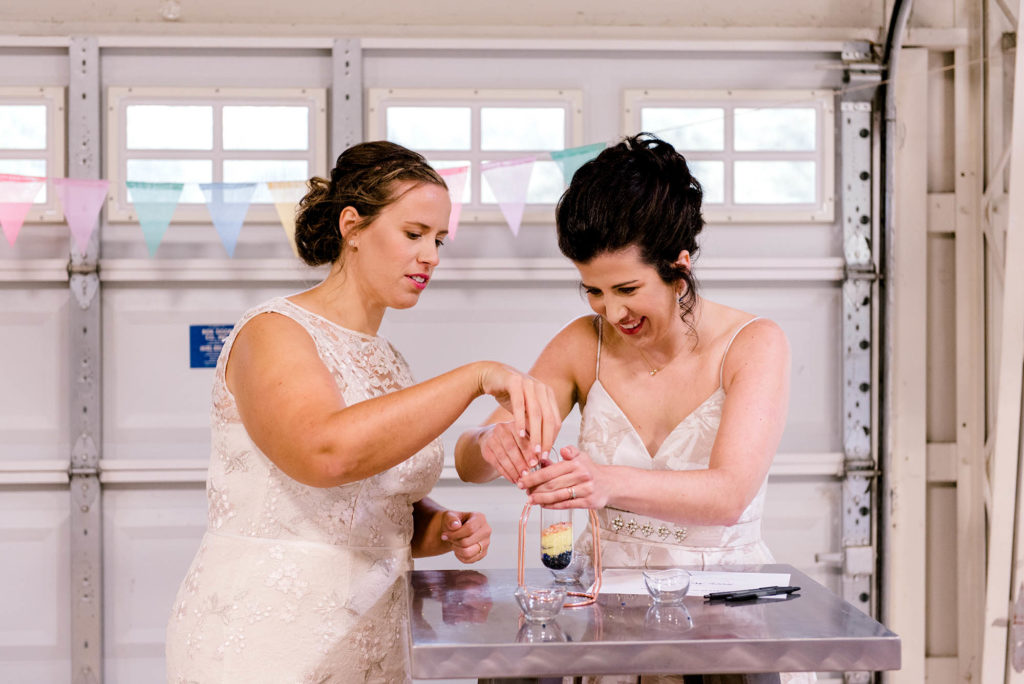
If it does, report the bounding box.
[166,141,561,683]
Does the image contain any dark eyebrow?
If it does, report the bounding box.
[579,280,640,290]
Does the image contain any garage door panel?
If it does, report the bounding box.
[699,224,841,260]
[762,476,842,593]
[0,487,71,682]
[0,288,70,460]
[102,287,285,460]
[103,484,207,683]
[705,284,842,453]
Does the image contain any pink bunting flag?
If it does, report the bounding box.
[481,157,535,236]
[438,166,469,240]
[0,174,46,246]
[54,178,110,254]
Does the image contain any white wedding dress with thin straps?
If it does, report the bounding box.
[576,316,814,684]
[165,296,443,684]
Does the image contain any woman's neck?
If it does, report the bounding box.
[304,265,386,335]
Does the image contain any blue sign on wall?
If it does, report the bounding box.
[190,324,234,369]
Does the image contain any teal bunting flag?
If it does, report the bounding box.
[550,142,606,186]
[126,181,184,256]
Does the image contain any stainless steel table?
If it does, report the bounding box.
[407,564,900,682]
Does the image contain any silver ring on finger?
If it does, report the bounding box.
[569,486,576,500]
[476,541,484,556]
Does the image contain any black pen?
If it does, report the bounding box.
[705,585,801,601]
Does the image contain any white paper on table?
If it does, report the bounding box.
[690,571,792,598]
[596,569,649,595]
[598,569,792,598]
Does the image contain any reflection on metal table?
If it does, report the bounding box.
[407,564,900,682]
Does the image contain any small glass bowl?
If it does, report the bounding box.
[514,584,567,623]
[642,568,691,605]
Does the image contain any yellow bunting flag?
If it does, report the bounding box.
[266,180,307,257]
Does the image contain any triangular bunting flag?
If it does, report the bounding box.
[127,181,184,256]
[0,174,45,246]
[481,157,535,236]
[437,166,469,240]
[54,178,109,255]
[550,142,606,186]
[266,180,307,257]
[199,182,258,257]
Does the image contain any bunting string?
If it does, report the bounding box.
[0,75,906,253]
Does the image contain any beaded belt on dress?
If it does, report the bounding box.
[596,508,762,548]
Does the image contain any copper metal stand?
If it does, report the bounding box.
[516,503,602,607]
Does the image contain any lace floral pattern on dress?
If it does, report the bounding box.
[167,296,440,683]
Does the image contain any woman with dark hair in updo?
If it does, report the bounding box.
[457,133,812,683]
[166,141,561,682]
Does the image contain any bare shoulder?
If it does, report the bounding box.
[720,316,790,387]
[536,315,599,367]
[556,315,600,345]
[226,311,321,387]
[232,310,316,356]
[738,316,788,345]
[529,315,600,396]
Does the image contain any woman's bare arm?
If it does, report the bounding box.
[454,317,592,484]
[522,319,790,526]
[228,312,560,488]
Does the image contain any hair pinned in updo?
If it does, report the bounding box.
[294,141,446,266]
[555,132,705,326]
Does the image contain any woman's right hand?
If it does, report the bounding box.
[477,421,536,485]
[477,363,562,478]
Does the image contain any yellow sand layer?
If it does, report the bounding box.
[541,521,573,556]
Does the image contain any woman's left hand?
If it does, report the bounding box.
[522,445,609,509]
[440,510,492,564]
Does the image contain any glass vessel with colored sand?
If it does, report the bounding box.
[540,508,573,570]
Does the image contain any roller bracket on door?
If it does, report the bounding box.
[844,264,878,281]
[814,546,876,575]
[71,434,98,468]
[69,273,99,309]
[67,262,100,275]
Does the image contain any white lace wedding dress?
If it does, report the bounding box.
[166,297,443,684]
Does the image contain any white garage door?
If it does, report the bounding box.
[0,37,870,683]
